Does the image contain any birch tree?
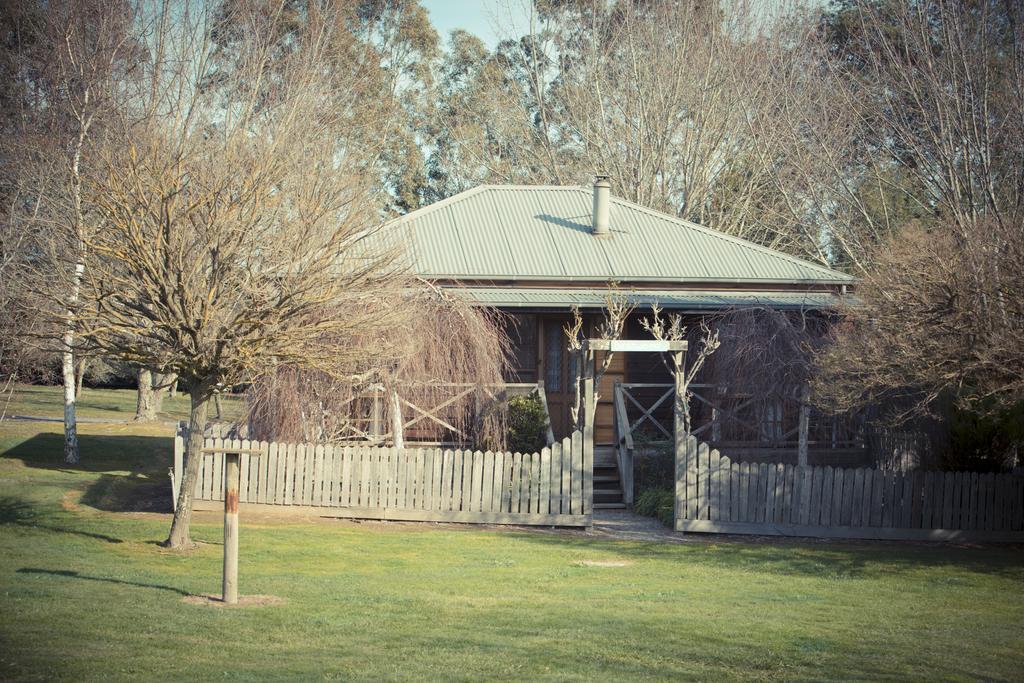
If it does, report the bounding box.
[1,0,138,461]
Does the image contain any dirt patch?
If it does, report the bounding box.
[575,559,634,568]
[182,594,285,608]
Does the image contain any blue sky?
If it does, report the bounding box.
[422,0,531,48]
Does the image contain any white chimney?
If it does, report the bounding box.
[592,175,610,237]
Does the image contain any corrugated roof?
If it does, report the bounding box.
[447,287,845,310]
[380,185,854,286]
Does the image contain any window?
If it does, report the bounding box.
[759,397,784,442]
[545,323,563,391]
[507,314,537,380]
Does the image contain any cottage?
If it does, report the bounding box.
[380,178,858,506]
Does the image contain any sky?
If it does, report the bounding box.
[421,0,532,49]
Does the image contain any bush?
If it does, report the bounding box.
[946,401,1024,472]
[506,393,549,454]
[634,488,674,527]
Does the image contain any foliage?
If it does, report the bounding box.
[505,393,548,454]
[633,487,674,527]
[631,435,674,493]
[814,221,1024,422]
[945,402,1024,473]
[245,286,509,447]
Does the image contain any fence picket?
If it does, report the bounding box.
[538,449,551,515]
[708,450,722,521]
[880,471,894,528]
[698,446,710,520]
[511,452,524,514]
[438,449,452,511]
[766,463,777,523]
[779,464,793,524]
[530,452,542,514]
[212,440,224,501]
[571,432,583,516]
[831,468,844,527]
[560,437,572,516]
[520,451,533,514]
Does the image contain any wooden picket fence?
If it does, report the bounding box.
[675,436,1024,541]
[172,424,591,527]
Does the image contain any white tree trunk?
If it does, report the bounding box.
[61,346,79,464]
[62,258,84,464]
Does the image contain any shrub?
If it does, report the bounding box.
[634,488,674,527]
[506,393,549,454]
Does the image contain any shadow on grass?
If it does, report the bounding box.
[511,529,1024,580]
[16,567,190,596]
[2,433,173,513]
[0,496,124,543]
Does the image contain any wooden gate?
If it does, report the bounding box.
[172,424,592,527]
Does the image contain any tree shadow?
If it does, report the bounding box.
[0,496,124,543]
[2,433,173,513]
[510,529,1024,580]
[16,567,190,596]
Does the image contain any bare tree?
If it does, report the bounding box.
[429,1,864,264]
[641,305,720,439]
[71,1,418,548]
[813,1,1024,424]
[564,286,634,429]
[2,0,139,460]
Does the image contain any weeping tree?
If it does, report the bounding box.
[246,282,510,449]
[74,0,418,549]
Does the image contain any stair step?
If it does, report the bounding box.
[594,502,628,509]
[593,475,620,483]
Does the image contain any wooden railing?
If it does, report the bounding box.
[320,381,552,448]
[613,383,635,505]
[615,383,863,453]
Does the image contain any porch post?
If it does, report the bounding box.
[370,387,382,441]
[582,348,595,524]
[797,384,810,468]
[390,390,404,450]
[672,348,687,531]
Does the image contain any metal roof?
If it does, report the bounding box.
[447,287,845,311]
[379,185,854,286]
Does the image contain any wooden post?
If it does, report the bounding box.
[797,385,810,468]
[370,387,382,440]
[390,390,404,450]
[582,350,595,522]
[672,349,687,530]
[711,385,725,442]
[223,452,240,605]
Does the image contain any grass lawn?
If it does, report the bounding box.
[2,383,244,422]
[1,418,1023,681]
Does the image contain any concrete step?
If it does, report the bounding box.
[594,502,628,510]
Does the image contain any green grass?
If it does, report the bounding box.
[2,384,243,422]
[1,420,1023,681]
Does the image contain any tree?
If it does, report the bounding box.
[813,1,1024,438]
[1,0,139,461]
[73,0,416,548]
[427,0,865,264]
